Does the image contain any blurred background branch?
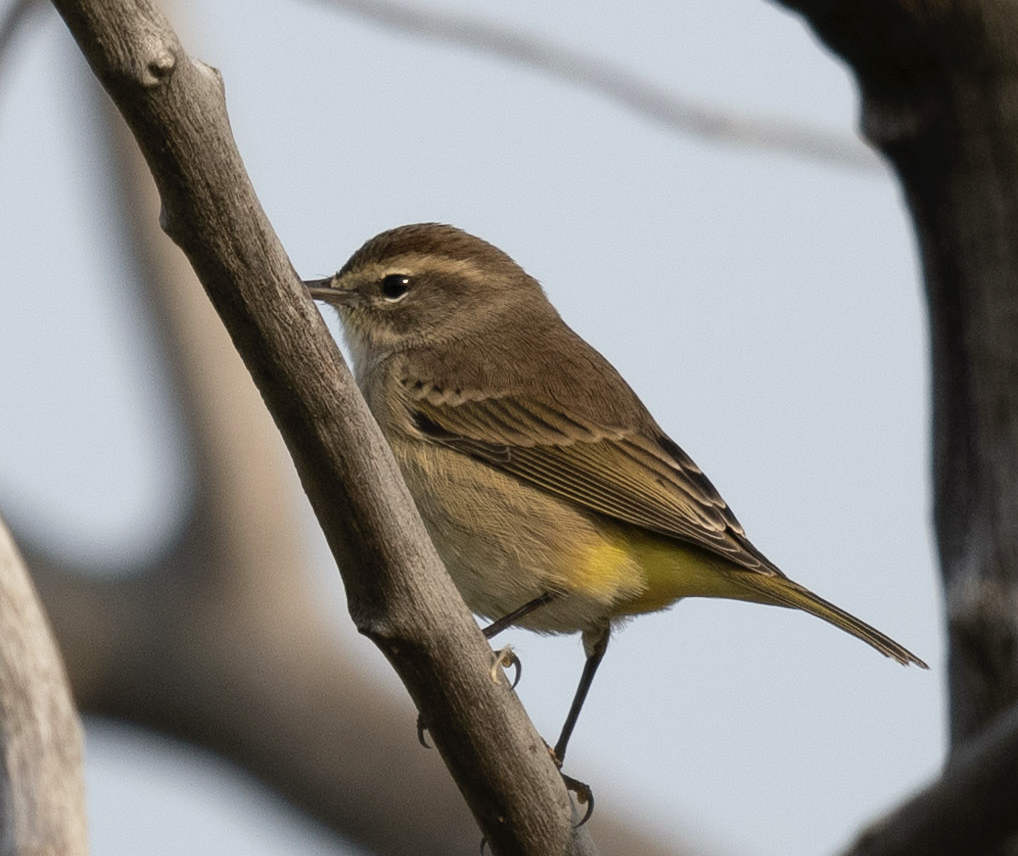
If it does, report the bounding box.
[843,701,1018,856]
[0,0,44,73]
[0,511,87,855]
[780,0,1018,850]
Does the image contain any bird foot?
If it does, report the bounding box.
[417,645,521,749]
[490,644,521,688]
[561,772,595,826]
[546,743,595,826]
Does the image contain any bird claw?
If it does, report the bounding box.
[560,772,595,827]
[490,645,521,688]
[419,645,520,750]
[416,713,430,749]
[546,743,594,826]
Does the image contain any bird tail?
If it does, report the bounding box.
[734,573,927,668]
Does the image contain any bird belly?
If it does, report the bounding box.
[392,440,649,634]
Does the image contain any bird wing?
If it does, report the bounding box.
[409,390,777,573]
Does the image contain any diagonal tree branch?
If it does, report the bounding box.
[45,0,592,853]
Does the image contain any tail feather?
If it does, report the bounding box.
[736,573,927,668]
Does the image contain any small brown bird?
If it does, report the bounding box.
[306,223,926,772]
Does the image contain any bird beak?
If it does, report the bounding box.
[304,277,355,304]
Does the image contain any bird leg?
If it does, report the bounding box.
[549,625,609,826]
[482,591,559,687]
[554,625,609,765]
[481,591,559,639]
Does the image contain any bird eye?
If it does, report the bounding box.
[380,274,412,302]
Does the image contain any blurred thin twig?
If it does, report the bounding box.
[319,0,883,171]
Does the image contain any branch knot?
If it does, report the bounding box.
[143,48,176,86]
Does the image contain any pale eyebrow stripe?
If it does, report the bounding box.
[362,254,494,283]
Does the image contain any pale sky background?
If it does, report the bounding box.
[1,1,943,855]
